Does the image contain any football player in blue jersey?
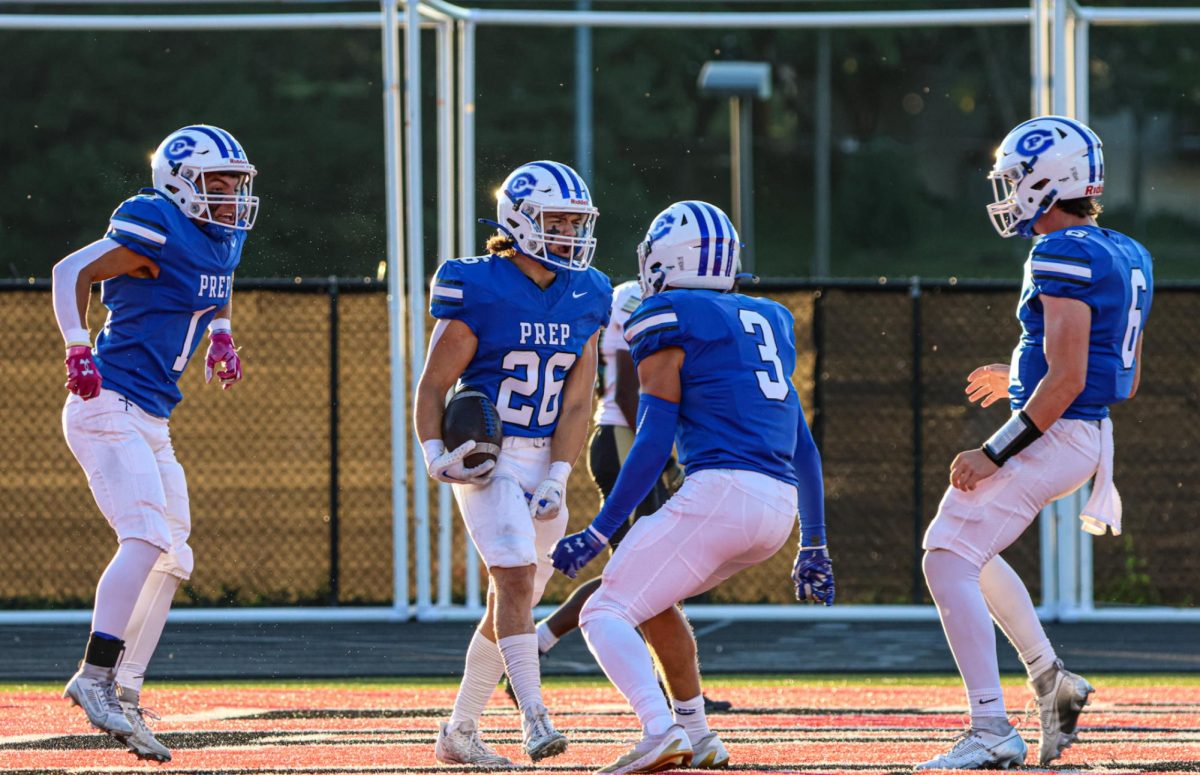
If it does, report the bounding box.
[51,125,258,762]
[414,161,612,766]
[550,201,832,773]
[917,117,1152,771]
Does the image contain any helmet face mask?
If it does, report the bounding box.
[492,161,598,271]
[986,116,1103,239]
[152,125,259,231]
[637,201,740,298]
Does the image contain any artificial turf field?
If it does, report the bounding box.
[2,675,1200,774]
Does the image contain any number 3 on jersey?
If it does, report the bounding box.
[497,351,578,427]
[739,309,789,401]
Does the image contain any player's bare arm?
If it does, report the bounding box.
[414,319,493,484]
[637,347,684,403]
[615,349,639,428]
[414,319,478,443]
[966,363,1011,408]
[1129,331,1146,399]
[951,296,1090,492]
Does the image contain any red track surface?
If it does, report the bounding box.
[2,682,1199,773]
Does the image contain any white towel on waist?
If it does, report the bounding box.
[1080,417,1122,536]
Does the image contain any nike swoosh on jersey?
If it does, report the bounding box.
[572,291,588,298]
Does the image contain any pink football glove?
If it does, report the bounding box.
[64,345,102,400]
[204,331,243,389]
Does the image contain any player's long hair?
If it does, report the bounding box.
[485,233,519,258]
[1056,197,1103,218]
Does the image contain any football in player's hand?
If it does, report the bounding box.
[442,387,503,469]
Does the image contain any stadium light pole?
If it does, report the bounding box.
[697,61,771,273]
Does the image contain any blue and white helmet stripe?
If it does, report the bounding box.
[637,200,741,297]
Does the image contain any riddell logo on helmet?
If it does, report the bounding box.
[570,198,589,205]
[1085,184,1104,196]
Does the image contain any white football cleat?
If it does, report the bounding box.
[914,726,1027,771]
[522,705,568,761]
[434,720,513,767]
[599,724,693,774]
[689,732,730,769]
[119,699,172,762]
[1032,661,1095,765]
[63,667,134,738]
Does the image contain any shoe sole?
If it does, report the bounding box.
[603,740,693,773]
[128,747,171,763]
[692,750,730,769]
[528,734,568,762]
[1040,679,1095,766]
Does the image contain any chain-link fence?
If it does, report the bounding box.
[2,279,1196,609]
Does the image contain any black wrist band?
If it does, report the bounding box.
[982,410,1043,466]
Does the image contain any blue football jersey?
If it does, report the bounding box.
[93,188,247,417]
[429,256,613,438]
[627,290,802,485]
[1010,225,1153,420]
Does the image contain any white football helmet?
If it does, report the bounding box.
[486,161,598,271]
[987,115,1103,239]
[151,125,259,231]
[637,200,740,298]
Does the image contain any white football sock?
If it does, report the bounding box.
[536,620,560,654]
[582,615,674,736]
[92,539,163,638]
[672,694,710,744]
[116,570,180,693]
[980,556,1058,681]
[924,549,1007,720]
[448,629,507,727]
[497,633,545,713]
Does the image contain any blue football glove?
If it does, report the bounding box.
[551,527,608,579]
[792,545,835,606]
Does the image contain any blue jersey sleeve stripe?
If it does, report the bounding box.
[117,211,168,232]
[1032,251,1090,266]
[625,299,671,328]
[624,312,680,343]
[1032,274,1090,288]
[1030,259,1091,279]
[106,229,163,254]
[183,125,231,159]
[682,202,711,276]
[628,324,680,347]
[110,218,167,245]
[529,162,571,198]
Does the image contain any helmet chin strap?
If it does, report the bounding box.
[1016,188,1058,239]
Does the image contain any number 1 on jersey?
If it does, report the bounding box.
[739,309,789,400]
[173,305,216,372]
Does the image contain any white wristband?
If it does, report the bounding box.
[209,317,233,334]
[64,328,91,348]
[547,461,572,486]
[421,439,446,469]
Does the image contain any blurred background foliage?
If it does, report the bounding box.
[2,0,1198,280]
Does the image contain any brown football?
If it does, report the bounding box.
[442,387,503,469]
